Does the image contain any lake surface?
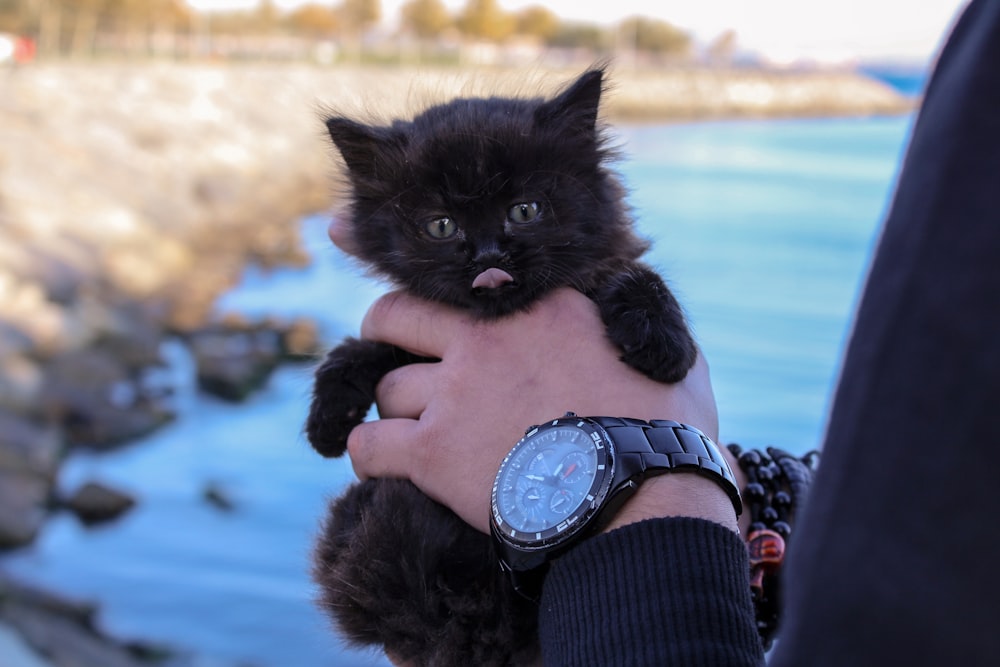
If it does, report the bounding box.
[1,115,914,666]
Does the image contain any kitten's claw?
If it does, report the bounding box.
[595,264,697,385]
[306,339,408,458]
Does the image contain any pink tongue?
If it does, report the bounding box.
[472,267,514,289]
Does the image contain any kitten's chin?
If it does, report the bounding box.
[465,287,540,319]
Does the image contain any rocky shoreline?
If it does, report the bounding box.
[0,62,911,665]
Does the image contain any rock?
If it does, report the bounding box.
[0,271,73,358]
[62,481,137,526]
[603,67,913,120]
[0,62,335,456]
[0,411,61,478]
[190,327,281,402]
[0,575,175,667]
[0,622,54,667]
[280,317,322,360]
[0,471,51,549]
[190,315,322,401]
[0,411,61,549]
[39,348,174,450]
[0,352,44,414]
[202,482,235,512]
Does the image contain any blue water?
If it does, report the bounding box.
[860,65,929,97]
[1,115,913,667]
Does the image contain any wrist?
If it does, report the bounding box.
[601,472,741,535]
[601,434,746,536]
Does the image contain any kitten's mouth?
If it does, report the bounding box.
[471,268,515,291]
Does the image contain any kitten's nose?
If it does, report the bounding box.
[473,244,506,267]
[471,245,514,289]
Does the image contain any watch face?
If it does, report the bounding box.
[492,418,612,548]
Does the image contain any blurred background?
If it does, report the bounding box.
[0,1,969,666]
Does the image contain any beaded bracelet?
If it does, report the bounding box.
[726,444,820,650]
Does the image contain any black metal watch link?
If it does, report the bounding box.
[587,417,743,513]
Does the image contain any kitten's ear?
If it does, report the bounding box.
[535,68,604,134]
[325,116,403,177]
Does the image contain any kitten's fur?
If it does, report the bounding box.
[308,68,696,666]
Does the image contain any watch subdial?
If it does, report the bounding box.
[549,489,575,515]
[513,480,546,529]
[557,451,589,484]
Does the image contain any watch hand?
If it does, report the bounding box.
[562,463,577,479]
[524,474,545,482]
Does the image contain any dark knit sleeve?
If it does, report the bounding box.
[537,517,764,667]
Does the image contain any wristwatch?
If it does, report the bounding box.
[490,414,743,599]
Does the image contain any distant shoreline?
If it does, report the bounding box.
[260,62,915,121]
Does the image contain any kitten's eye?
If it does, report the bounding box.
[508,202,542,224]
[425,217,458,239]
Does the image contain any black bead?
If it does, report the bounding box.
[745,482,767,501]
[740,450,762,467]
[773,491,792,508]
[750,521,767,533]
[772,521,792,537]
[762,506,779,524]
[757,466,775,483]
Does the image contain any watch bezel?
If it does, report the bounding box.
[490,417,616,558]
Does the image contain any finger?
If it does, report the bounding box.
[327,212,361,256]
[686,352,720,441]
[346,417,421,481]
[375,362,437,419]
[360,291,466,359]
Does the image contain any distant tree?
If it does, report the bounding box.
[548,22,610,52]
[69,0,105,56]
[619,16,691,57]
[400,0,451,40]
[0,0,20,18]
[0,0,189,56]
[339,0,380,35]
[142,0,189,27]
[457,0,513,42]
[146,0,193,57]
[707,29,738,65]
[514,5,558,43]
[288,3,339,37]
[106,0,150,34]
[253,0,280,34]
[0,0,29,32]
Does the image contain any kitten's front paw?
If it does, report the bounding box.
[596,265,697,384]
[306,339,405,458]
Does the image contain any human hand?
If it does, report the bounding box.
[342,287,726,534]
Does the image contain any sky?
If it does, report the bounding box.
[186,0,971,64]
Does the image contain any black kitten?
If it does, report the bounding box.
[308,67,696,666]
